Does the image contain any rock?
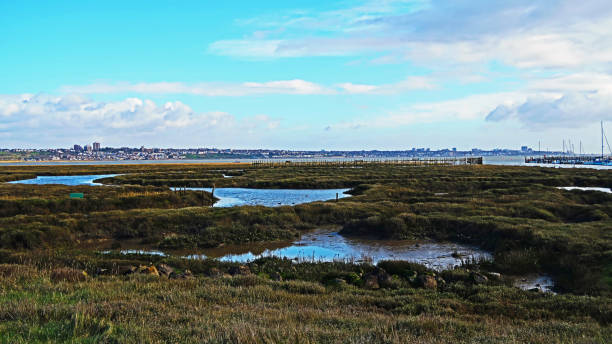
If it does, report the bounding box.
[327,278,347,288]
[417,275,437,289]
[229,265,251,276]
[377,272,393,288]
[50,267,88,282]
[488,272,502,280]
[171,269,194,280]
[207,267,223,278]
[139,265,159,277]
[405,270,418,283]
[363,274,380,289]
[118,265,137,275]
[95,267,110,276]
[270,272,283,281]
[363,267,393,288]
[471,272,488,285]
[182,269,194,279]
[157,264,174,277]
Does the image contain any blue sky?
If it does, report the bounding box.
[1,0,611,151]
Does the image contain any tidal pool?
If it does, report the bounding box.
[557,186,612,193]
[111,230,492,270]
[513,274,556,293]
[175,187,351,207]
[8,174,119,186]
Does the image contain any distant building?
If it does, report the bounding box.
[85,144,93,153]
[93,142,101,151]
[73,144,83,152]
[521,146,529,152]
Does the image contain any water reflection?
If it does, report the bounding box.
[110,230,491,270]
[193,231,491,269]
[176,187,351,207]
[513,274,556,293]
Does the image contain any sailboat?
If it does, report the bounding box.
[585,121,612,166]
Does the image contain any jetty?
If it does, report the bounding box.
[525,155,611,165]
[251,157,483,167]
[527,121,612,166]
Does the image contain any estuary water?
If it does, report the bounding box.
[3,155,612,169]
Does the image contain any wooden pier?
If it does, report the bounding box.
[251,157,483,167]
[525,155,611,165]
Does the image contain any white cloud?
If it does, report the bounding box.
[327,70,612,130]
[337,76,437,94]
[0,94,281,147]
[326,91,524,130]
[62,80,335,96]
[485,92,612,128]
[208,0,612,72]
[63,77,438,96]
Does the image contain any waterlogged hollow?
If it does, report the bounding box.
[8,174,119,186]
[174,187,351,207]
[193,231,492,269]
[512,274,556,293]
[110,230,493,271]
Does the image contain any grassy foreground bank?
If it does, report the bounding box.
[1,259,610,343]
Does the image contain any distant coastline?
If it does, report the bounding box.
[1,155,610,170]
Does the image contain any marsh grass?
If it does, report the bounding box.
[0,163,611,341]
[0,263,610,343]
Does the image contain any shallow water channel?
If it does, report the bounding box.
[7,174,350,207]
[8,174,119,186]
[557,186,612,193]
[174,187,351,207]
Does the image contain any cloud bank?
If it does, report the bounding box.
[62,80,334,96]
[0,94,279,147]
[209,0,612,71]
[62,77,438,96]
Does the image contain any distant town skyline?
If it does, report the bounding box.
[1,144,570,163]
[0,139,604,155]
[1,1,611,151]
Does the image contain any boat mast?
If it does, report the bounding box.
[603,121,605,160]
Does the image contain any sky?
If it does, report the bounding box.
[1,0,612,152]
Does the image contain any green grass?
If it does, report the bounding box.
[0,263,610,343]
